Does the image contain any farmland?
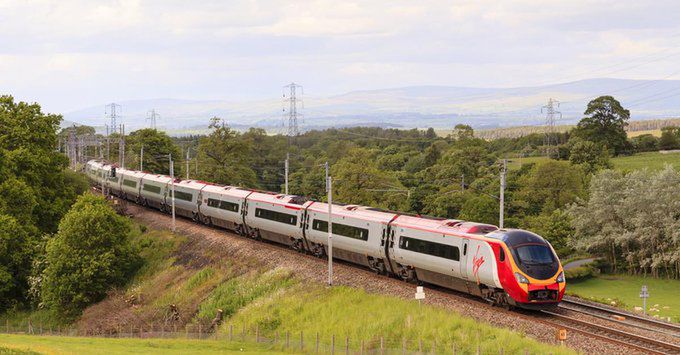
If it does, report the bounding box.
[508,151,680,171]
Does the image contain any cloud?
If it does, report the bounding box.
[0,0,678,114]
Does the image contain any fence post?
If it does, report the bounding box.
[345,336,349,354]
[300,331,304,350]
[402,339,406,354]
[185,324,189,339]
[499,348,504,355]
[6,319,8,333]
[433,340,436,354]
[242,324,246,340]
[477,344,481,355]
[255,325,259,343]
[286,331,290,348]
[199,323,202,339]
[452,342,456,355]
[229,324,233,341]
[140,326,143,338]
[331,334,335,355]
[419,338,423,353]
[316,332,320,353]
[380,337,384,355]
[361,339,364,355]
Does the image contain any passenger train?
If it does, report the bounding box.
[86,160,565,310]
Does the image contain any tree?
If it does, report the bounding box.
[196,122,258,187]
[569,167,680,277]
[517,161,585,214]
[41,194,141,318]
[523,210,574,257]
[571,96,631,155]
[453,124,474,141]
[659,126,680,150]
[568,138,612,175]
[459,195,498,226]
[0,215,32,312]
[126,129,181,175]
[631,134,659,153]
[332,148,407,210]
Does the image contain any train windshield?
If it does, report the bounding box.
[515,245,554,265]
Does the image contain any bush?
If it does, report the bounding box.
[40,194,141,319]
[565,266,594,281]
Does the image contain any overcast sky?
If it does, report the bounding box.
[1,0,679,114]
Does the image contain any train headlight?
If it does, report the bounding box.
[556,271,565,283]
[514,272,529,284]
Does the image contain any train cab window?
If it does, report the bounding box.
[499,248,505,262]
[463,244,467,256]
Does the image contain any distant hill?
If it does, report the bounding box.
[63,78,680,133]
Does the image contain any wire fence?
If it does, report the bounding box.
[1,319,543,354]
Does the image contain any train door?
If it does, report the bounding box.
[460,239,470,281]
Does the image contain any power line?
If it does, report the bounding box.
[147,109,160,130]
[541,98,562,157]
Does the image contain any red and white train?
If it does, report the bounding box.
[86,160,565,310]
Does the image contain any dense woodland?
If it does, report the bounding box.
[1,94,679,320]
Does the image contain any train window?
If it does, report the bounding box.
[207,198,239,212]
[123,179,137,188]
[174,191,194,202]
[399,236,460,261]
[499,248,505,262]
[143,184,162,194]
[255,208,297,225]
[312,219,369,241]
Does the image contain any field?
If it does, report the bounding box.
[507,151,680,172]
[0,334,280,354]
[567,275,680,322]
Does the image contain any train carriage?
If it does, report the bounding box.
[198,185,251,232]
[139,174,172,210]
[243,192,311,249]
[118,169,146,202]
[169,180,206,220]
[305,204,396,272]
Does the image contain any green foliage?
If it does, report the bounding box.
[517,161,585,214]
[567,138,611,174]
[196,122,258,187]
[571,96,631,156]
[569,166,680,277]
[459,195,498,226]
[126,128,181,175]
[564,266,595,281]
[0,215,32,312]
[631,133,659,153]
[41,194,142,319]
[332,148,407,210]
[523,209,574,256]
[659,126,680,150]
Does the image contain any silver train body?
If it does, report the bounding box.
[85,160,565,309]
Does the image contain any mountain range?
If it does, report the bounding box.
[63,78,680,134]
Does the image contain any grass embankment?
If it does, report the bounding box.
[1,222,572,354]
[0,334,279,354]
[568,274,680,322]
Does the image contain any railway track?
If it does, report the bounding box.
[560,297,680,337]
[112,192,678,354]
[541,310,680,355]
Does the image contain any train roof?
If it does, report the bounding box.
[248,191,312,208]
[202,184,253,198]
[174,179,208,190]
[142,174,172,184]
[307,203,398,222]
[393,215,498,235]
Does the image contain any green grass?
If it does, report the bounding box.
[567,274,680,322]
[223,284,574,354]
[507,151,680,172]
[610,151,680,172]
[0,334,283,354]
